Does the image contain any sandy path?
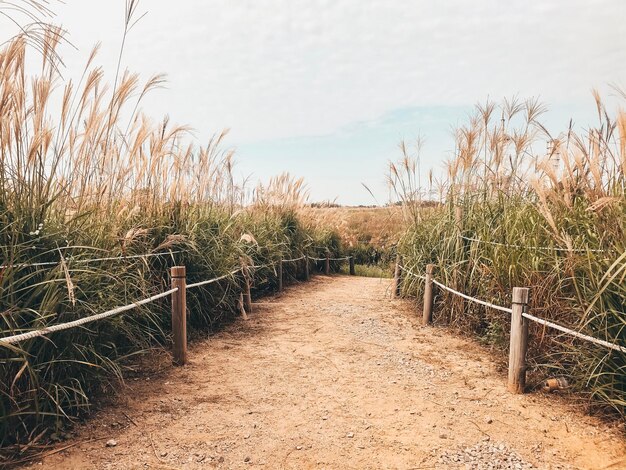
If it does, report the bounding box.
[37,276,624,470]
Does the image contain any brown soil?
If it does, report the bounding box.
[32,276,625,469]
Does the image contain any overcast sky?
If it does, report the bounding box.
[4,0,626,204]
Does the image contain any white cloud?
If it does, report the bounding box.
[24,0,621,145]
[1,0,624,204]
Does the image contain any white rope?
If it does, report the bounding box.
[186,269,242,289]
[399,265,427,281]
[281,256,306,263]
[1,251,182,270]
[309,256,351,261]
[461,235,605,253]
[0,250,316,346]
[428,271,625,354]
[522,312,626,354]
[0,288,178,345]
[432,279,513,314]
[249,262,276,269]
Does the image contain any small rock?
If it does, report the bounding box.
[439,434,447,439]
[244,456,251,462]
[160,451,168,457]
[486,416,493,424]
[296,445,303,450]
[105,439,117,448]
[346,432,354,438]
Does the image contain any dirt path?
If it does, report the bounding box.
[38,276,624,470]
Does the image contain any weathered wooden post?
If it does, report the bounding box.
[325,252,330,275]
[392,253,402,298]
[349,256,355,276]
[242,261,253,314]
[171,266,187,366]
[508,287,530,394]
[304,255,310,281]
[422,264,435,325]
[277,258,283,293]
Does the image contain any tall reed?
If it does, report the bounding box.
[394,96,626,417]
[0,21,341,458]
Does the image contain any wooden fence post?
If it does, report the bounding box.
[422,264,435,325]
[171,266,187,366]
[508,287,530,394]
[242,261,253,314]
[349,256,355,276]
[304,255,310,281]
[392,253,402,298]
[325,253,330,275]
[277,258,283,293]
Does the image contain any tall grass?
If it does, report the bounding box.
[393,96,626,418]
[300,206,403,268]
[0,18,342,458]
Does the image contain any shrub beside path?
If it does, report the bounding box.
[39,277,625,469]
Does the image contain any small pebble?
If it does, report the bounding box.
[105,439,117,448]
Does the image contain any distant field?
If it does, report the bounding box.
[300,206,404,253]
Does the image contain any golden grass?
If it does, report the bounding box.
[300,206,404,252]
[393,95,626,418]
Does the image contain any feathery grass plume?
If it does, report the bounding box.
[0,7,343,459]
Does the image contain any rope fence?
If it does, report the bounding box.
[461,235,605,253]
[395,258,626,392]
[309,256,351,261]
[186,269,242,290]
[0,288,178,345]
[521,311,626,354]
[281,256,306,263]
[0,251,356,355]
[0,251,183,270]
[431,279,513,315]
[399,264,426,281]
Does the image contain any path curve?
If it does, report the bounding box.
[39,276,625,469]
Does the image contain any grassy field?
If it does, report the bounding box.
[1,1,624,460]
[301,205,404,268]
[0,23,342,455]
[392,96,626,419]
